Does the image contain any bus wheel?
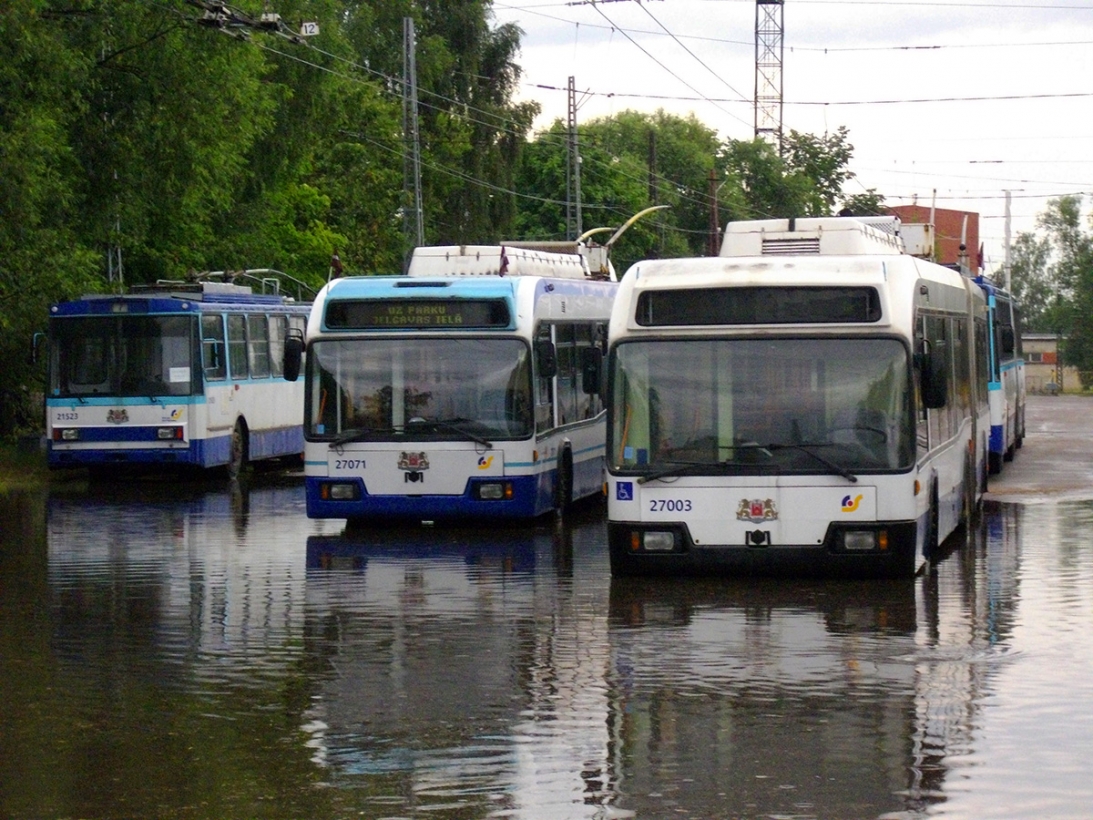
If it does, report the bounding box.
[963,450,978,525]
[229,420,248,480]
[554,447,573,516]
[988,451,1003,475]
[923,484,940,561]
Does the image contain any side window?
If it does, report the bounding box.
[201,315,227,382]
[574,323,600,420]
[555,323,578,425]
[535,323,554,433]
[925,314,950,444]
[953,317,970,417]
[228,314,248,380]
[269,315,287,378]
[247,314,271,379]
[974,317,989,406]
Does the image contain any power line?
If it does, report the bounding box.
[586,3,752,129]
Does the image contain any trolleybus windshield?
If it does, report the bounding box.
[611,337,914,475]
[307,337,534,441]
[50,315,197,398]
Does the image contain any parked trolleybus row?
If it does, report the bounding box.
[42,215,1025,578]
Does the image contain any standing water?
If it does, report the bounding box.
[3,399,1093,819]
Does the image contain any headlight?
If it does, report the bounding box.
[320,482,360,501]
[842,529,888,552]
[475,481,513,501]
[631,530,677,552]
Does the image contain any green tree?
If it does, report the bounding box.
[0,0,101,435]
[1008,231,1054,332]
[340,0,538,253]
[1026,196,1093,387]
[718,128,860,221]
[841,189,887,217]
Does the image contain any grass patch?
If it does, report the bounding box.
[0,440,51,492]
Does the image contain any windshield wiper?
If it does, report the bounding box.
[767,443,858,483]
[328,426,392,446]
[637,459,723,484]
[406,417,493,449]
[637,443,774,484]
[636,441,856,484]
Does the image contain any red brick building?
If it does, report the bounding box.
[888,205,980,275]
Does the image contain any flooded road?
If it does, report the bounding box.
[3,395,1093,819]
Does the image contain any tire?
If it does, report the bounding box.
[554,447,573,516]
[963,450,977,526]
[229,419,248,480]
[923,484,940,562]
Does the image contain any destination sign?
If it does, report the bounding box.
[636,286,882,326]
[325,298,511,329]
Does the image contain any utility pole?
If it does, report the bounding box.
[403,17,424,260]
[1003,189,1012,291]
[755,0,784,152]
[566,77,583,240]
[708,168,721,256]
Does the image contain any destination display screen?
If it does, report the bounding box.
[325,298,511,329]
[636,286,882,326]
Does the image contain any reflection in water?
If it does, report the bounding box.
[6,482,1093,819]
[299,509,610,818]
[607,576,919,818]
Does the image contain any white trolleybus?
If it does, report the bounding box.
[603,217,990,578]
[284,244,619,522]
[974,275,1026,474]
[46,277,311,476]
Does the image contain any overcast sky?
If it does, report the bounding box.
[493,0,1093,276]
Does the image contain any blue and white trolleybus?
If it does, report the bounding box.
[286,245,619,522]
[974,276,1026,474]
[46,278,311,476]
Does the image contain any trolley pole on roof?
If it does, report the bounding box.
[755,0,785,153]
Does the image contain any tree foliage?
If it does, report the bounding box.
[0,1,875,436]
[1008,231,1054,333]
[1010,195,1093,387]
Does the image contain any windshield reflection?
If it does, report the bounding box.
[610,337,914,474]
[307,338,534,441]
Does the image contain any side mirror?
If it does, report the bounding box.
[581,346,603,395]
[283,329,304,382]
[535,339,557,380]
[1000,326,1015,355]
[920,346,948,409]
[32,331,46,365]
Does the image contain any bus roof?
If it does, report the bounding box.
[407,244,595,280]
[720,217,906,258]
[51,280,307,316]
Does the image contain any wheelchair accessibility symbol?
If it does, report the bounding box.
[616,481,634,501]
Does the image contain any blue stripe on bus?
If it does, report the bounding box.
[48,426,303,469]
[305,474,546,519]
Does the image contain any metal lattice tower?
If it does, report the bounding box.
[755,0,784,152]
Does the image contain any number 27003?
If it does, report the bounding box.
[649,499,692,512]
